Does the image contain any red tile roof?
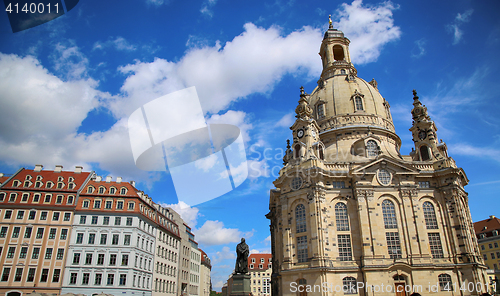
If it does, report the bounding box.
[474,216,500,235]
[248,253,272,271]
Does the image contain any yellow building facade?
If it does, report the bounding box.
[267,23,487,296]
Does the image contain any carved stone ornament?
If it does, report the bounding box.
[400,188,418,198]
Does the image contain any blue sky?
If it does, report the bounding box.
[1,0,500,290]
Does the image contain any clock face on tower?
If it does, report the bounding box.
[419,130,427,140]
[297,129,304,138]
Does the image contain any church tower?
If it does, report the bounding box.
[268,19,487,296]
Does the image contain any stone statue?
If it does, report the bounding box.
[235,238,249,274]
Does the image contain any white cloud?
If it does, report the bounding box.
[250,249,260,254]
[447,9,473,45]
[161,201,200,227]
[194,220,242,246]
[195,154,218,172]
[275,113,294,128]
[52,43,89,79]
[212,246,236,264]
[111,23,322,119]
[449,143,500,163]
[146,0,167,6]
[200,0,218,18]
[265,235,271,242]
[208,110,252,143]
[333,0,401,64]
[93,36,137,52]
[411,38,426,58]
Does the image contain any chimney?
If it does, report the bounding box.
[490,215,496,219]
[130,180,136,187]
[54,165,63,173]
[116,177,122,183]
[74,166,83,174]
[0,173,3,177]
[106,176,112,183]
[95,176,102,182]
[34,164,43,172]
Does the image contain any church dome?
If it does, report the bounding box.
[298,23,401,161]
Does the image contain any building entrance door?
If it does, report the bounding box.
[395,282,406,296]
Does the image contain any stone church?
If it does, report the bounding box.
[266,21,488,296]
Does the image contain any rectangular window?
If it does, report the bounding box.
[91,216,98,224]
[112,234,119,245]
[40,211,47,220]
[122,254,129,266]
[27,268,36,282]
[56,248,64,260]
[14,268,23,281]
[1,268,10,281]
[4,210,12,219]
[117,201,124,209]
[69,273,77,284]
[0,227,7,238]
[56,195,63,204]
[52,212,59,221]
[85,253,93,265]
[105,201,112,209]
[80,215,86,224]
[338,234,353,261]
[32,247,40,259]
[36,228,44,239]
[107,274,114,285]
[7,246,16,258]
[428,233,444,258]
[29,210,36,220]
[110,254,117,265]
[44,194,51,203]
[33,194,40,202]
[124,234,131,245]
[88,233,96,244]
[103,216,110,225]
[40,269,49,282]
[82,273,90,285]
[386,232,402,259]
[297,236,308,263]
[67,195,74,204]
[12,226,20,238]
[94,200,101,208]
[9,193,16,202]
[120,274,127,286]
[21,193,29,202]
[128,202,135,210]
[492,253,496,259]
[45,248,53,259]
[24,227,32,238]
[127,217,133,226]
[115,217,121,225]
[64,212,71,221]
[83,200,89,208]
[19,247,28,259]
[95,273,102,285]
[52,269,60,282]
[97,254,105,265]
[17,210,25,219]
[419,181,430,188]
[60,229,68,240]
[73,253,80,264]
[100,234,107,244]
[76,233,84,244]
[49,228,57,239]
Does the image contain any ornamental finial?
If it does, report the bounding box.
[329,15,333,29]
[286,139,290,149]
[300,86,305,97]
[412,89,418,100]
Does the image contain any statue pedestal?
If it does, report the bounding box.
[230,274,251,296]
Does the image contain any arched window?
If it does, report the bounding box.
[87,186,94,193]
[438,274,452,291]
[393,275,405,282]
[333,45,345,61]
[423,202,438,229]
[354,97,363,111]
[295,144,301,159]
[366,140,378,157]
[110,187,116,194]
[318,146,324,160]
[121,188,127,195]
[317,104,325,119]
[382,200,397,229]
[335,203,349,231]
[342,277,357,294]
[420,145,430,161]
[295,204,306,233]
[99,187,105,194]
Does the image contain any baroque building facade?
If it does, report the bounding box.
[267,23,487,296]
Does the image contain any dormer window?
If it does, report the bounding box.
[57,182,64,189]
[24,181,30,187]
[35,181,41,188]
[354,96,364,111]
[120,188,127,195]
[12,180,20,187]
[110,187,116,194]
[57,176,63,182]
[98,187,105,194]
[87,186,94,193]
